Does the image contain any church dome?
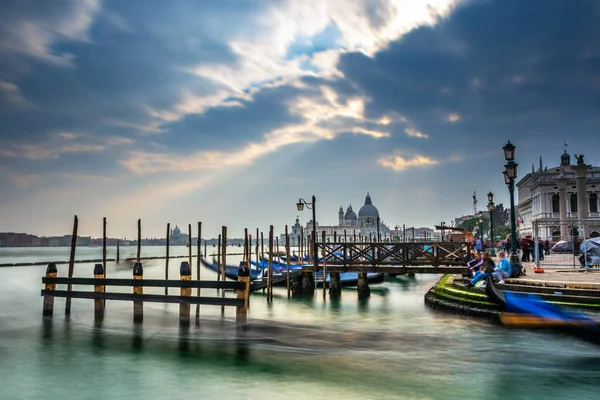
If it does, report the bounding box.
[345,205,357,220]
[173,225,181,235]
[358,192,379,219]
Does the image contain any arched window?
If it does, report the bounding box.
[590,193,598,213]
[570,194,578,213]
[552,194,560,213]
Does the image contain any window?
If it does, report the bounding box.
[570,194,578,213]
[552,194,559,213]
[590,193,598,213]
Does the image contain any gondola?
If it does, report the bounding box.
[200,258,263,280]
[486,270,600,346]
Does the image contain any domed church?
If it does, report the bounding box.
[338,193,388,230]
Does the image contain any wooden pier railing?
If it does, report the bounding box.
[316,242,471,267]
[41,261,250,326]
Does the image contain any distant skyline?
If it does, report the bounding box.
[1,0,600,238]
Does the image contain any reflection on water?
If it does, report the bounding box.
[1,247,600,399]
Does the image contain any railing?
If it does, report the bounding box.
[315,242,471,267]
[41,261,250,325]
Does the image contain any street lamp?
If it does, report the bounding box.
[503,141,520,267]
[394,225,400,243]
[297,196,317,271]
[488,191,496,256]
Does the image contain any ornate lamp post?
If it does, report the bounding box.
[503,141,521,266]
[488,191,496,256]
[394,225,400,243]
[297,196,317,271]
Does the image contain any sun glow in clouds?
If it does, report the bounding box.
[378,153,439,171]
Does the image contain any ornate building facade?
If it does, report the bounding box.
[516,150,600,239]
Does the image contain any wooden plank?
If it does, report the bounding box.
[42,277,245,289]
[41,290,245,307]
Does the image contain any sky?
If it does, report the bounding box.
[1,0,600,239]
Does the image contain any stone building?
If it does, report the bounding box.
[516,150,600,239]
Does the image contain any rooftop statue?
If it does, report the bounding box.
[574,154,585,166]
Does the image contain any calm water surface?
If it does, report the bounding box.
[1,247,599,400]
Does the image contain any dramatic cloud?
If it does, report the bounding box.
[2,0,600,236]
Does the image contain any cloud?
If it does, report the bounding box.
[0,0,101,69]
[404,128,428,139]
[0,81,27,105]
[0,133,131,160]
[378,153,439,171]
[446,113,460,122]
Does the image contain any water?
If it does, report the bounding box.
[1,247,600,399]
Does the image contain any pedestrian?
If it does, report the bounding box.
[544,238,550,255]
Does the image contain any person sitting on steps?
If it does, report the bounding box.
[466,252,483,277]
[466,252,495,287]
[492,251,512,284]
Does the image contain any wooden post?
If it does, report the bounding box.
[334,231,337,243]
[276,234,280,266]
[65,215,78,315]
[137,219,141,262]
[236,261,250,322]
[260,232,265,276]
[196,222,202,320]
[93,263,105,321]
[217,234,222,282]
[188,224,192,271]
[268,225,273,302]
[116,240,120,263]
[322,231,327,299]
[180,261,191,327]
[285,225,291,298]
[42,262,57,317]
[165,223,170,295]
[204,239,207,262]
[102,217,107,278]
[133,262,143,323]
[300,229,304,262]
[221,226,227,316]
[255,228,259,266]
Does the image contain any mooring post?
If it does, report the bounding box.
[267,225,274,302]
[137,219,141,262]
[116,240,120,263]
[260,231,265,280]
[236,261,250,322]
[93,263,105,321]
[285,225,291,298]
[196,221,202,321]
[188,224,192,271]
[357,272,370,299]
[165,223,170,295]
[43,262,58,317]
[65,215,78,316]
[133,262,143,323]
[180,261,191,327]
[221,226,227,316]
[102,217,107,278]
[322,231,327,299]
[217,234,222,283]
